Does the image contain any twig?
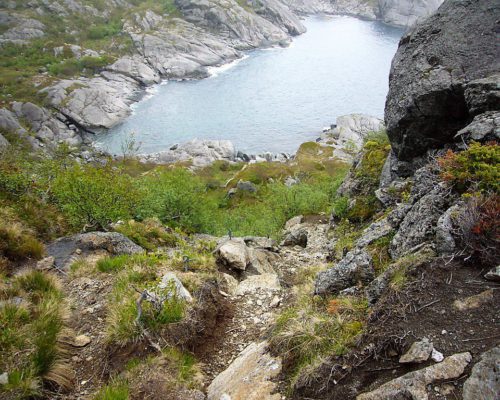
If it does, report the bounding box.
[415,299,440,313]
[363,365,400,373]
[461,334,500,342]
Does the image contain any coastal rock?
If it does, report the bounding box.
[357,352,471,399]
[0,104,81,150]
[42,74,142,130]
[175,0,292,49]
[207,341,282,400]
[141,139,236,166]
[107,55,161,85]
[315,248,374,295]
[462,345,500,400]
[385,0,499,161]
[251,0,306,36]
[320,114,384,162]
[378,0,444,27]
[11,102,82,148]
[130,21,241,79]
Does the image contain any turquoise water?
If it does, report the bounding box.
[97,16,403,155]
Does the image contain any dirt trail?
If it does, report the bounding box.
[201,222,332,396]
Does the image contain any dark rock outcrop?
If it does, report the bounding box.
[385,0,500,162]
[315,248,374,295]
[46,232,144,270]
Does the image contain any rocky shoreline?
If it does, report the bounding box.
[0,0,444,158]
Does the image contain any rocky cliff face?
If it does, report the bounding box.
[284,0,443,27]
[385,0,499,163]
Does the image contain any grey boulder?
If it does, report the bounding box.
[315,249,374,295]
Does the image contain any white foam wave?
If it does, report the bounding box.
[206,55,249,78]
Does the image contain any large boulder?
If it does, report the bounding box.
[215,238,250,271]
[315,249,374,295]
[385,0,499,161]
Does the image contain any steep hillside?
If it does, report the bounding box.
[0,1,497,399]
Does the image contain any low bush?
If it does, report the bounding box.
[93,378,129,400]
[438,141,499,193]
[52,163,139,230]
[454,194,499,267]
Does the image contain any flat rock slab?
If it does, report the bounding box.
[235,274,281,296]
[357,352,471,400]
[46,232,144,270]
[207,341,282,400]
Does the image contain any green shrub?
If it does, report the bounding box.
[438,141,499,193]
[271,281,367,388]
[354,131,391,189]
[49,56,113,77]
[52,164,139,230]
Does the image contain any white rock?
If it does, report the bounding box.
[431,348,444,363]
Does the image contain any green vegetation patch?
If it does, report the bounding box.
[438,141,499,194]
[0,271,72,399]
[270,266,368,389]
